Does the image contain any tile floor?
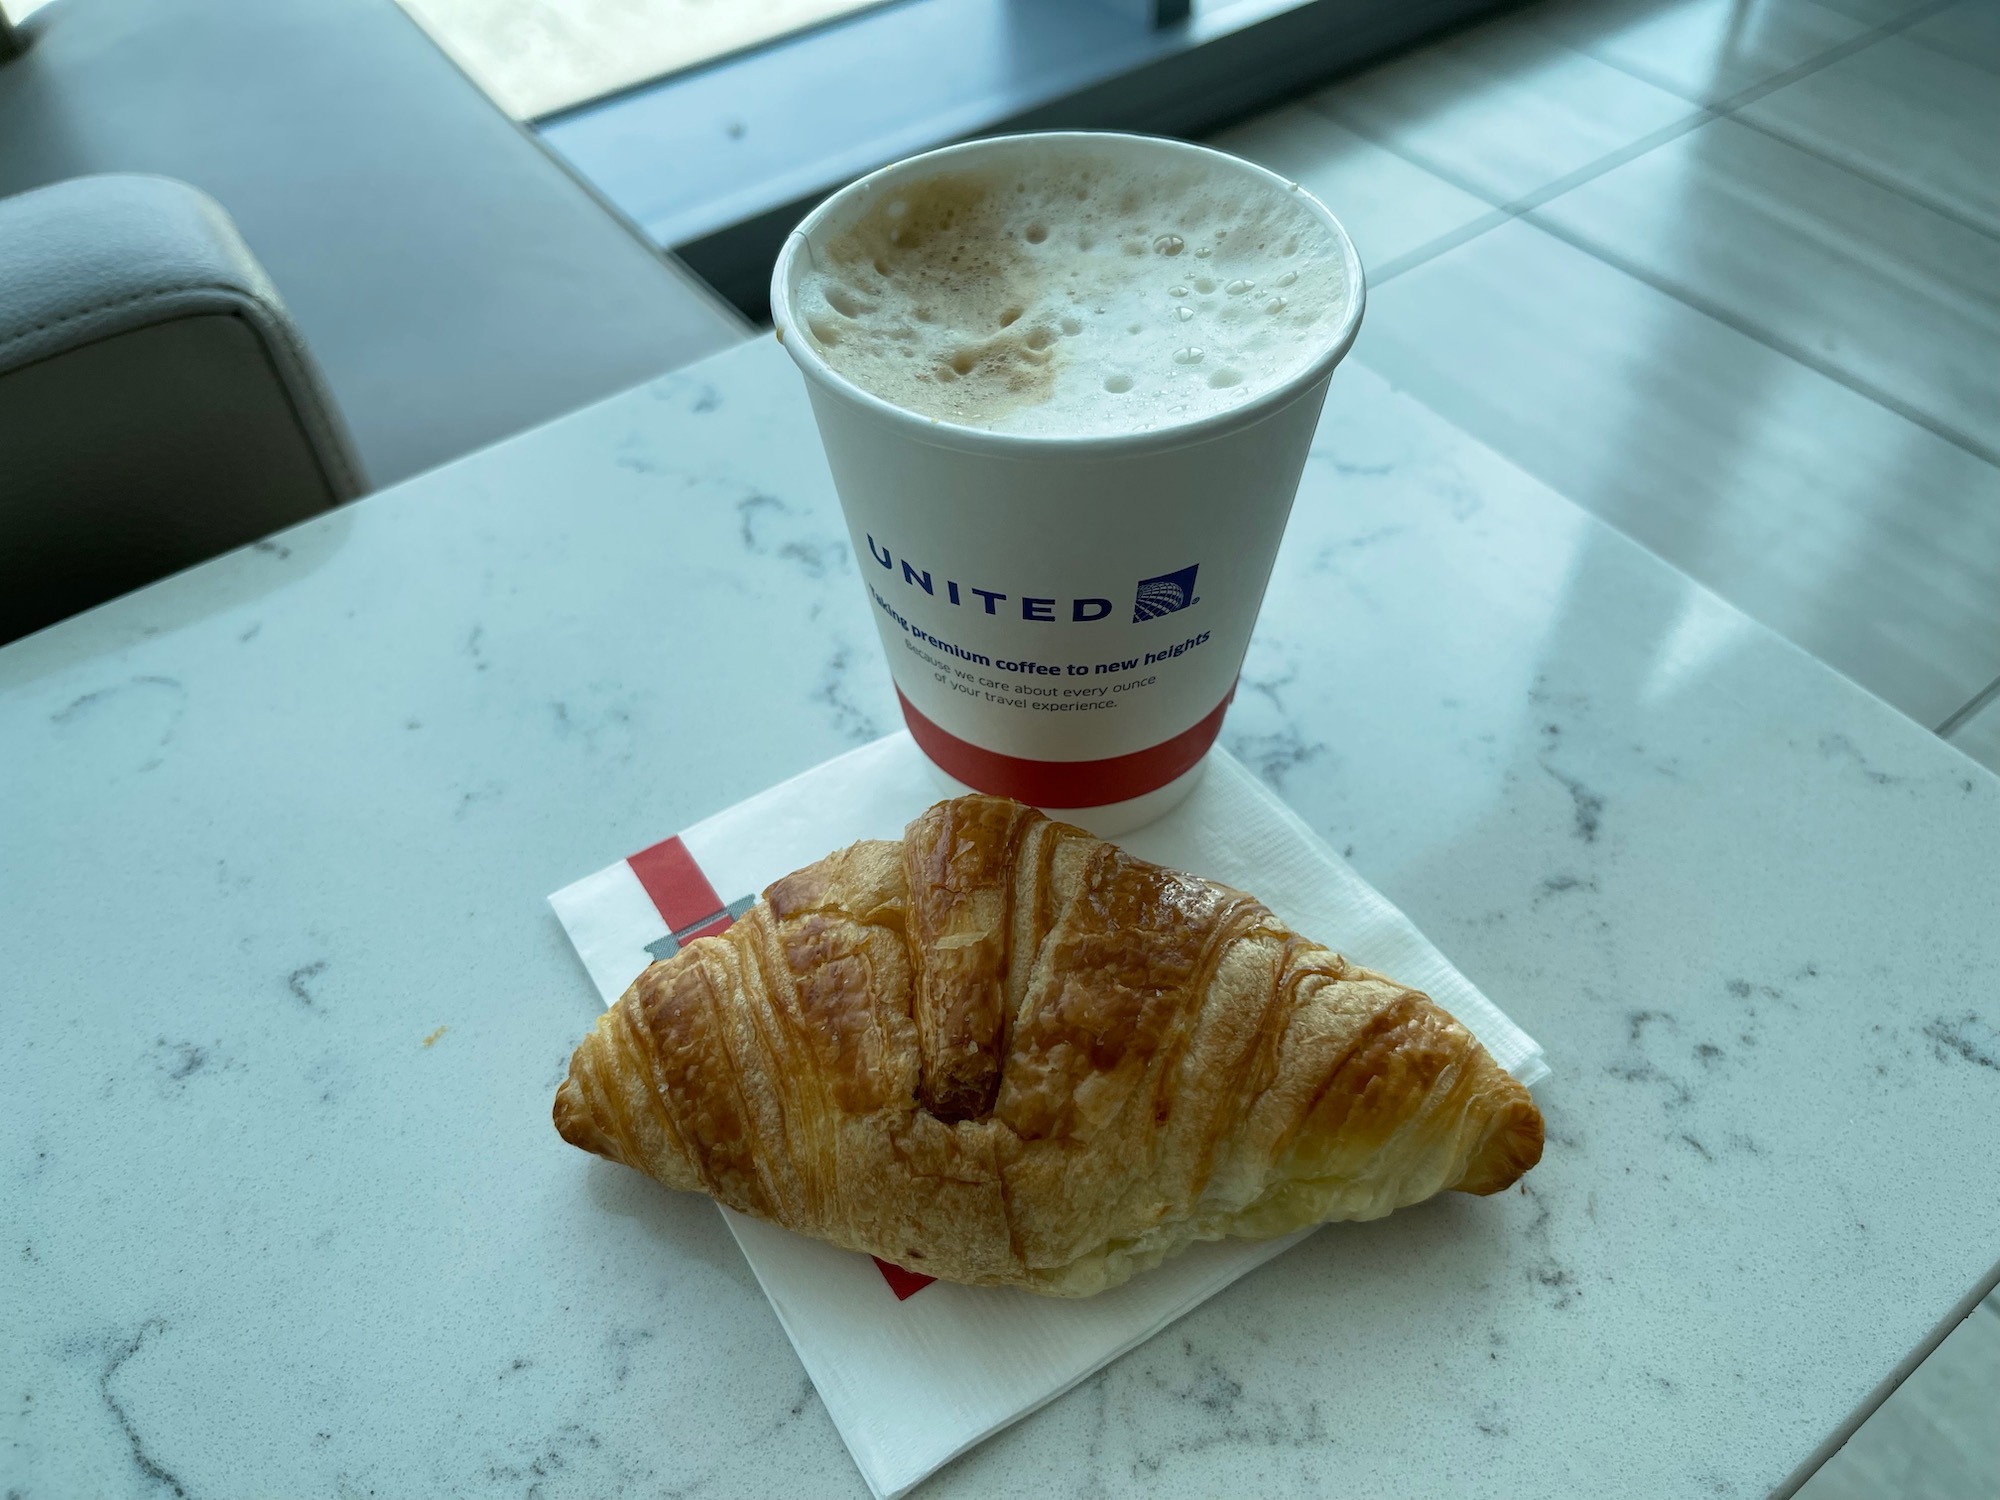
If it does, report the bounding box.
[1212,0,2000,1492]
[1212,0,2000,758]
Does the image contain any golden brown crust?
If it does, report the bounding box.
[554,796,1543,1295]
[904,795,1042,1122]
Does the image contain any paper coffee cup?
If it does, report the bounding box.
[773,132,1364,834]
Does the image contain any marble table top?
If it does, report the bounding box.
[5,335,1999,1500]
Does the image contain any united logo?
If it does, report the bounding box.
[1132,564,1200,622]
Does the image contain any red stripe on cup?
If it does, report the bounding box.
[896,689,1233,808]
[627,835,727,934]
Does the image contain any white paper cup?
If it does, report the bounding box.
[773,132,1364,834]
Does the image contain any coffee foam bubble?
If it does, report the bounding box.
[794,143,1349,438]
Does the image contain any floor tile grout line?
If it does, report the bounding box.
[1330,109,1726,285]
[1514,207,2000,468]
[1369,207,1516,286]
[1307,3,2000,463]
[1700,0,2000,249]
[1538,0,1963,118]
[1307,0,1964,236]
[1497,114,1711,217]
[1297,98,1723,280]
[1300,90,1701,217]
[1357,55,2000,288]
[1294,95,1528,283]
[1901,26,2000,82]
[1721,111,2000,248]
[1309,0,1999,451]
[1935,671,2000,739]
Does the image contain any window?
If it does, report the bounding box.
[392,0,899,121]
[526,0,1507,318]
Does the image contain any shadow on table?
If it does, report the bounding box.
[0,504,357,692]
[583,1155,763,1293]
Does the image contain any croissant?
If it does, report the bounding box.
[554,795,1543,1297]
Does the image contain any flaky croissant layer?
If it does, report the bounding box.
[555,796,1543,1296]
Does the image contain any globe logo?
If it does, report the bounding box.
[1132,564,1200,623]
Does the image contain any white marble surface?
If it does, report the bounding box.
[5,335,2000,1499]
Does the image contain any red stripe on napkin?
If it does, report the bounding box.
[872,1257,937,1299]
[627,835,727,934]
[628,832,934,1301]
[897,689,1232,808]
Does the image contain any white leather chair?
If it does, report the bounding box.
[0,174,363,641]
[0,0,745,490]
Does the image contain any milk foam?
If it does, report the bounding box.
[793,141,1349,438]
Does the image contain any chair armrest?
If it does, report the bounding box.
[0,172,365,496]
[0,174,366,640]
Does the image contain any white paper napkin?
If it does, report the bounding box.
[550,734,1547,1499]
